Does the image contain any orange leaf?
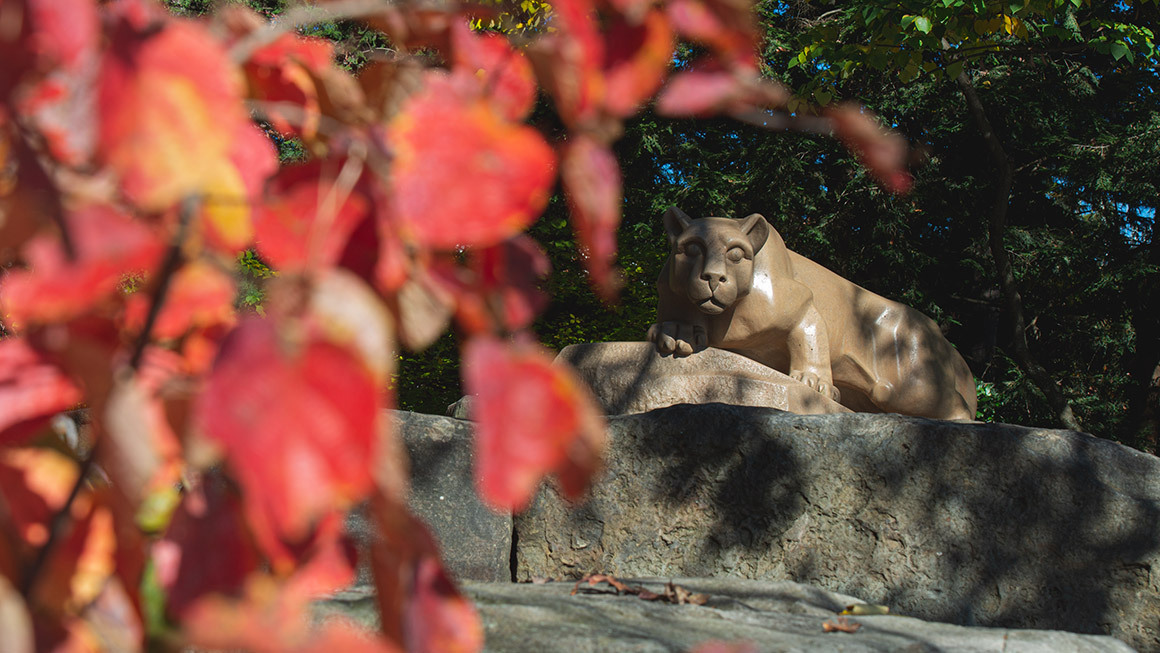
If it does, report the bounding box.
[241,32,337,139]
[450,22,536,121]
[462,336,606,512]
[602,10,674,118]
[0,338,83,446]
[1,205,165,326]
[562,135,623,302]
[195,318,380,567]
[122,261,237,341]
[388,74,556,250]
[253,159,371,271]
[826,103,913,194]
[98,18,255,214]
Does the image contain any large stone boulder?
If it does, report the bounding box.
[316,578,1133,652]
[347,411,512,583]
[556,342,849,415]
[513,404,1160,650]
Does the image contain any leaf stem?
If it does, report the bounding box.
[127,197,196,371]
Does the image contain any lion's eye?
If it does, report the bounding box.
[726,247,745,262]
[682,243,702,257]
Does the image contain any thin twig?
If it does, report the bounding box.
[20,453,95,597]
[127,197,197,371]
[20,198,197,600]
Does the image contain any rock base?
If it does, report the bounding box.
[315,578,1133,652]
[555,341,848,415]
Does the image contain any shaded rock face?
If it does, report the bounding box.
[556,342,849,415]
[347,411,512,583]
[316,578,1134,652]
[513,404,1160,651]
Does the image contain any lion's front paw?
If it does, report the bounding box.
[647,321,707,356]
[790,369,841,402]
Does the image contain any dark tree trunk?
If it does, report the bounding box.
[1122,224,1160,452]
[955,72,1082,432]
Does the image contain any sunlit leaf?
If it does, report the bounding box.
[122,261,237,341]
[196,317,380,567]
[253,159,371,271]
[387,74,555,250]
[462,336,606,512]
[0,338,83,446]
[99,18,255,216]
[0,205,165,326]
[451,22,536,121]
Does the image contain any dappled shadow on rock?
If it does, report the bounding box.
[512,404,1160,650]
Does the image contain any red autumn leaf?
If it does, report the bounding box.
[526,0,604,126]
[8,0,101,167]
[602,10,674,117]
[369,496,482,652]
[199,119,278,253]
[195,317,380,567]
[655,65,745,117]
[462,336,606,512]
[0,338,83,447]
[664,0,759,70]
[99,15,262,243]
[826,103,913,194]
[122,261,237,340]
[153,473,259,619]
[253,159,371,271]
[240,30,338,138]
[407,556,483,653]
[428,235,549,335]
[387,73,556,250]
[450,22,536,121]
[1,205,165,326]
[562,135,623,301]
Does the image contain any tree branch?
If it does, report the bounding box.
[955,71,1082,431]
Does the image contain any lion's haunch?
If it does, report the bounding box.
[647,207,977,421]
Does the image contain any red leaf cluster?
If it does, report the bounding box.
[0,0,913,649]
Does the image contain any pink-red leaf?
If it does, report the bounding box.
[602,10,673,118]
[827,104,913,194]
[253,160,370,271]
[1,205,165,326]
[387,74,555,250]
[450,22,536,122]
[462,336,606,512]
[0,339,82,446]
[562,135,623,302]
[195,318,380,567]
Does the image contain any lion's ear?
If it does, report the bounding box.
[739,213,769,253]
[663,206,693,247]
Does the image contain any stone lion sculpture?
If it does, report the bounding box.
[647,206,977,420]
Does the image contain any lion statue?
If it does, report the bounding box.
[647,207,977,420]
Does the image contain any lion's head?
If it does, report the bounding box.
[663,207,769,315]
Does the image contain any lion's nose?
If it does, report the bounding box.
[701,271,726,290]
